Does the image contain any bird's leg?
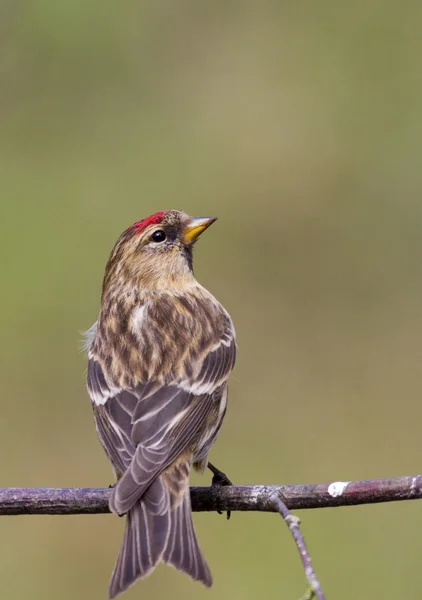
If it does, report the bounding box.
[208,462,232,520]
[208,462,232,486]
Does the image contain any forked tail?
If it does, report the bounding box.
[109,475,212,598]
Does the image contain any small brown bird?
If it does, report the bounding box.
[86,210,236,598]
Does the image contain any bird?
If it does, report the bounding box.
[85,210,236,598]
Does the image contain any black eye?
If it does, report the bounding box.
[151,229,166,243]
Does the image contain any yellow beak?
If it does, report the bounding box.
[183,216,217,244]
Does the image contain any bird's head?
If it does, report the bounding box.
[102,210,216,295]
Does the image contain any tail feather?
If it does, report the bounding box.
[109,499,170,598]
[162,486,212,587]
[109,476,212,599]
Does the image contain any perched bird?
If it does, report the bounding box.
[86,210,236,598]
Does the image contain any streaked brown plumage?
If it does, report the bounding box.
[86,210,236,598]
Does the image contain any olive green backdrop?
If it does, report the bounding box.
[1,2,422,599]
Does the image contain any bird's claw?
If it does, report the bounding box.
[211,471,232,488]
[210,468,233,520]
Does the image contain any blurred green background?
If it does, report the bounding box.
[1,1,422,598]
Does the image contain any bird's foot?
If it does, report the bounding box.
[208,462,233,520]
[211,470,232,488]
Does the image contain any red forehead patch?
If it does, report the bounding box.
[129,211,167,234]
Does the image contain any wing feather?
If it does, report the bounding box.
[94,398,135,475]
[88,359,226,514]
[111,388,220,514]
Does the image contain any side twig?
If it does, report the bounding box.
[270,494,326,600]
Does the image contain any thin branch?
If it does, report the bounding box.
[270,494,325,600]
[3,476,420,600]
[0,474,421,515]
